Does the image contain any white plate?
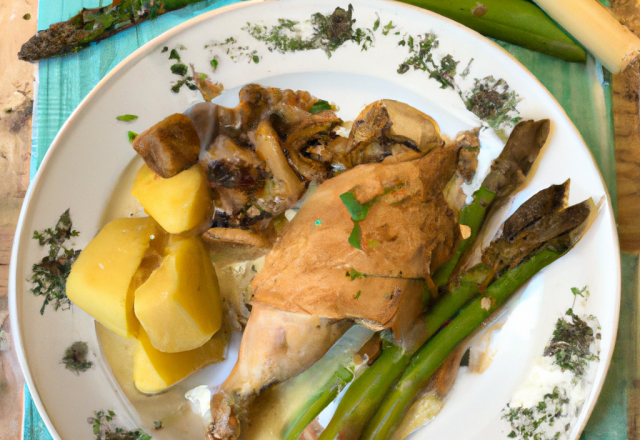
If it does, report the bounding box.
[9,0,621,439]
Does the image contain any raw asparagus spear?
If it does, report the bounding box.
[398,0,586,62]
[18,0,203,61]
[361,198,597,440]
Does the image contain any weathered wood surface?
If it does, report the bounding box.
[0,0,37,439]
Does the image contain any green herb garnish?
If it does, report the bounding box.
[373,15,380,31]
[348,222,362,250]
[62,341,93,374]
[168,48,181,61]
[354,290,362,300]
[153,421,163,430]
[310,99,333,114]
[339,191,369,222]
[244,4,375,58]
[210,57,219,71]
[161,46,168,53]
[23,13,31,20]
[116,114,138,122]
[170,63,188,76]
[462,76,521,138]
[29,209,80,315]
[88,410,151,440]
[127,131,138,144]
[381,20,395,36]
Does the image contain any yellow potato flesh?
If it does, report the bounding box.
[134,236,222,353]
[131,163,212,234]
[66,217,157,338]
[133,326,227,394]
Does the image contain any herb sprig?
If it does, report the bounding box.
[29,209,80,315]
[62,341,93,374]
[88,411,151,440]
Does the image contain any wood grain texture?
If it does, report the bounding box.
[611,0,640,254]
[0,0,37,438]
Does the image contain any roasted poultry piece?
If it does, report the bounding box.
[207,133,465,440]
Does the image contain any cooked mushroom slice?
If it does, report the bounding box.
[202,227,273,264]
[254,119,307,214]
[132,113,201,178]
[346,100,443,166]
[201,135,267,221]
[270,103,343,181]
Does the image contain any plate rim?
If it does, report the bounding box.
[9,0,622,438]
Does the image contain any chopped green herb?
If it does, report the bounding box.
[29,209,80,315]
[161,46,168,53]
[348,222,362,250]
[62,341,93,374]
[210,57,219,71]
[382,20,395,36]
[88,410,151,440]
[116,114,138,122]
[252,55,260,63]
[127,131,138,144]
[153,421,163,430]
[354,290,362,300]
[170,63,188,76]
[571,286,588,297]
[346,267,365,280]
[373,14,380,31]
[462,76,521,138]
[244,5,375,57]
[310,99,333,114]
[23,13,31,20]
[178,44,187,50]
[461,58,474,78]
[169,48,181,61]
[340,191,369,222]
[544,308,598,377]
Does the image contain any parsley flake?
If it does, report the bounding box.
[127,131,138,144]
[116,114,138,122]
[62,341,93,374]
[88,410,151,440]
[310,99,333,114]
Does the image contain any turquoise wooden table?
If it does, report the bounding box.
[25,0,640,438]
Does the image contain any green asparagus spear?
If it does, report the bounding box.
[432,119,551,289]
[317,186,588,440]
[18,0,204,61]
[398,0,586,62]
[361,199,597,440]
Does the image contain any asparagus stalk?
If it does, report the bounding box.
[398,0,586,62]
[431,119,550,289]
[361,198,597,440]
[241,325,374,440]
[532,0,640,73]
[18,0,204,61]
[317,184,585,440]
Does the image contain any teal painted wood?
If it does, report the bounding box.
[23,384,54,440]
[582,253,639,439]
[499,42,618,214]
[34,0,241,172]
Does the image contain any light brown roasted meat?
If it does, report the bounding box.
[251,142,461,327]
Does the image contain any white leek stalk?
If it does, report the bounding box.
[533,0,640,73]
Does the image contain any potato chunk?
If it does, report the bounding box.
[131,163,212,234]
[134,236,222,353]
[133,327,227,394]
[66,217,157,338]
[132,113,201,178]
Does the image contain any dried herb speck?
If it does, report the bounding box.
[62,341,92,374]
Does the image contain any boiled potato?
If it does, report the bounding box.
[134,236,222,353]
[66,217,158,338]
[131,163,212,234]
[133,326,227,394]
